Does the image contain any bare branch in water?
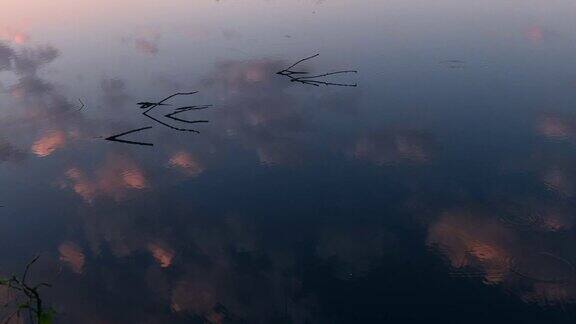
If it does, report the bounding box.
[21,255,40,286]
[277,53,320,76]
[142,91,199,114]
[295,70,357,80]
[137,102,171,109]
[141,92,209,133]
[1,255,55,324]
[277,54,358,87]
[105,126,154,146]
[104,91,212,146]
[75,99,85,111]
[292,78,358,87]
[164,105,212,124]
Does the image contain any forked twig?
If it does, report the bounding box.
[142,92,209,133]
[291,78,358,87]
[277,53,320,76]
[277,54,358,87]
[164,105,212,124]
[142,92,199,114]
[103,92,212,146]
[137,102,171,109]
[295,70,358,80]
[105,126,154,146]
[75,99,85,111]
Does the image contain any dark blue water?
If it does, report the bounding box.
[1,0,576,322]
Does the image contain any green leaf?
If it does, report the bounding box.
[39,309,56,324]
[17,303,29,309]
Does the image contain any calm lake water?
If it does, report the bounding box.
[1,0,576,322]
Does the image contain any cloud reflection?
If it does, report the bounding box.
[0,27,29,45]
[168,151,205,176]
[427,208,576,305]
[64,154,149,203]
[427,210,512,284]
[122,29,160,56]
[31,130,67,157]
[148,242,175,268]
[537,113,576,141]
[58,241,85,274]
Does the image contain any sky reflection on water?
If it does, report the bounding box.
[1,0,576,323]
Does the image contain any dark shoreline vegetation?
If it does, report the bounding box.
[0,256,54,324]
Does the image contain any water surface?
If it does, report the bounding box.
[1,0,576,323]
